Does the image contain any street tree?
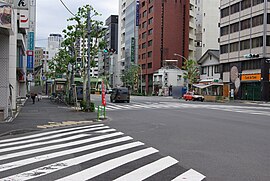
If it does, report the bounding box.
[59,5,106,102]
[182,59,200,91]
[121,64,139,92]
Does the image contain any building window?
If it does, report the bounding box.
[267,36,270,46]
[143,10,147,17]
[201,67,207,75]
[148,62,152,68]
[252,14,263,27]
[220,25,229,36]
[221,7,229,18]
[142,32,147,39]
[142,21,147,28]
[148,40,153,47]
[241,0,251,10]
[148,51,152,57]
[149,0,153,3]
[253,0,264,6]
[142,64,146,69]
[230,22,239,33]
[148,17,153,25]
[230,2,240,14]
[220,44,229,54]
[240,39,250,50]
[142,43,146,49]
[241,19,251,30]
[149,6,153,14]
[214,65,220,73]
[142,1,145,7]
[148,29,153,35]
[252,36,263,48]
[142,53,146,59]
[230,42,239,52]
[268,13,270,24]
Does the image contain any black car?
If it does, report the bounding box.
[110,87,130,103]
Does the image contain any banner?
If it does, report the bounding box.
[0,2,11,29]
[136,1,139,26]
[27,50,34,70]
[131,37,135,63]
[101,81,106,106]
[28,31,34,50]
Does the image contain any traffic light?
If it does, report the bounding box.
[103,49,108,53]
[243,54,259,58]
[76,57,82,68]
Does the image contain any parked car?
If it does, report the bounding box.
[183,92,204,102]
[110,87,130,103]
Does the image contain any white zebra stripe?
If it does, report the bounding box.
[0,136,132,172]
[3,142,145,181]
[0,132,124,161]
[0,126,110,153]
[55,147,158,181]
[114,156,178,181]
[172,168,206,181]
[0,124,104,144]
[95,129,116,133]
[0,126,109,148]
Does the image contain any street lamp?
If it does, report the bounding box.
[173,53,188,64]
[174,53,189,92]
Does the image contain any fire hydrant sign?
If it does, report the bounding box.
[101,81,106,106]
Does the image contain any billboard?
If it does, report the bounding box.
[28,31,34,50]
[131,37,135,63]
[14,0,29,9]
[0,2,11,29]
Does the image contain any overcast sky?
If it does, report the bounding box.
[36,0,118,48]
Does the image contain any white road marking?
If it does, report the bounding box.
[4,142,145,181]
[0,126,110,153]
[114,156,178,181]
[94,129,116,133]
[55,147,158,181]
[0,132,124,161]
[0,136,132,172]
[0,124,104,144]
[172,168,206,181]
[0,126,108,148]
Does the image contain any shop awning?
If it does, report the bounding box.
[193,83,223,89]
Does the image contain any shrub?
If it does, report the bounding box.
[80,100,95,112]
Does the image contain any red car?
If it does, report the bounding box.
[183,92,204,102]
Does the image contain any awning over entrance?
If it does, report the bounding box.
[193,83,223,89]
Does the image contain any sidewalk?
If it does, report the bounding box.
[0,98,97,137]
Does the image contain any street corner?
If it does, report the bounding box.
[36,120,94,129]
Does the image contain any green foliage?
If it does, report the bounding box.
[80,101,95,112]
[120,64,140,91]
[182,59,200,89]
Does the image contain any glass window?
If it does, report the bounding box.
[252,14,263,27]
[221,25,229,36]
[148,51,152,58]
[230,42,239,52]
[149,6,153,14]
[230,22,239,33]
[148,29,153,35]
[148,62,152,68]
[221,7,229,18]
[148,17,153,25]
[241,0,251,10]
[220,44,229,54]
[241,19,251,30]
[143,10,147,17]
[230,3,240,14]
[252,36,263,48]
[240,39,250,50]
[148,40,153,47]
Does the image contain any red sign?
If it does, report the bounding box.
[101,81,106,106]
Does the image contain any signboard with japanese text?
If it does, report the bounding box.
[28,31,34,50]
[14,0,29,9]
[19,9,29,28]
[27,50,34,70]
[131,37,135,63]
[0,2,11,29]
[136,1,139,26]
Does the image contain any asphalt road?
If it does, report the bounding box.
[94,95,270,181]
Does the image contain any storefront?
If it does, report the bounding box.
[240,73,270,101]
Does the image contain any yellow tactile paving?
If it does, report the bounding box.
[37,120,93,129]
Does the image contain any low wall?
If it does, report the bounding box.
[204,95,224,102]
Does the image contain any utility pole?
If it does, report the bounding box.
[86,9,91,111]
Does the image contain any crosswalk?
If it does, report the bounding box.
[102,102,270,116]
[0,124,205,181]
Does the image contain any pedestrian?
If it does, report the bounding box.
[30,92,36,104]
[37,92,42,101]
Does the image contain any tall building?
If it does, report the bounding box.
[47,33,63,60]
[105,15,119,52]
[220,0,270,101]
[195,0,220,61]
[117,0,139,87]
[138,0,190,94]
